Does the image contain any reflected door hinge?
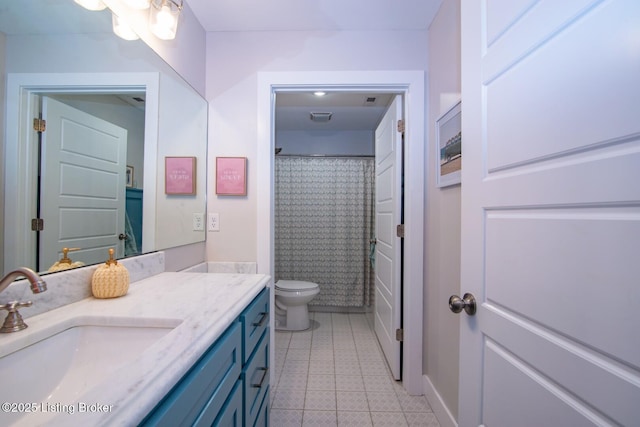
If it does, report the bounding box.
[31,218,44,231]
[397,119,405,134]
[396,224,405,238]
[33,118,46,132]
[396,328,404,342]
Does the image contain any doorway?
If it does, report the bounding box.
[3,73,159,276]
[257,70,425,395]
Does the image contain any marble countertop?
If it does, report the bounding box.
[0,272,270,427]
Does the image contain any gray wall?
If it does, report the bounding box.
[424,0,462,421]
[276,130,374,156]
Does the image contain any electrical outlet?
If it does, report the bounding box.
[208,213,220,232]
[193,213,204,231]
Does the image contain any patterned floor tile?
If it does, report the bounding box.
[370,412,408,427]
[272,388,306,410]
[335,360,361,375]
[309,360,335,375]
[403,413,440,427]
[336,391,370,412]
[362,375,396,394]
[396,394,433,413]
[335,375,365,392]
[277,372,308,390]
[286,348,312,360]
[303,410,337,426]
[307,374,336,391]
[338,411,373,426]
[305,389,337,411]
[366,392,403,412]
[270,409,304,426]
[270,313,440,427]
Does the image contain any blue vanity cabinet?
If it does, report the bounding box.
[141,288,270,427]
[240,289,270,426]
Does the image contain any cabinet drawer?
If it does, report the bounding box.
[243,329,270,427]
[240,288,269,364]
[251,384,269,427]
[141,321,242,427]
[202,379,242,427]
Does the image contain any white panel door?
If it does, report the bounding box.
[459,1,640,426]
[40,97,128,270]
[374,95,403,380]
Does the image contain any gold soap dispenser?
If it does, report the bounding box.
[48,247,85,272]
[91,248,129,299]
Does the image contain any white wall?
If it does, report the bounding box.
[424,0,461,424]
[205,29,428,261]
[276,130,374,156]
[0,32,5,275]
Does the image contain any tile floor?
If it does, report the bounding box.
[270,312,441,426]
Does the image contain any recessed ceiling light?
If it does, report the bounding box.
[313,91,327,97]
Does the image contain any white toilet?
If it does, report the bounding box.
[274,280,320,331]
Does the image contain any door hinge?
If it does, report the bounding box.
[396,328,404,342]
[31,218,44,231]
[396,224,405,238]
[33,118,46,132]
[397,119,405,134]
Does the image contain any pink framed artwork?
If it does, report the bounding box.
[165,157,196,195]
[216,157,247,196]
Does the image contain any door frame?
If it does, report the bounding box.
[256,70,425,394]
[4,72,159,272]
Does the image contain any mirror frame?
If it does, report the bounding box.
[4,72,160,272]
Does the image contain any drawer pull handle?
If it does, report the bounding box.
[252,312,268,327]
[251,367,269,388]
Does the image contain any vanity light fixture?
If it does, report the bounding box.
[112,13,140,41]
[122,0,151,9]
[149,0,183,40]
[74,0,107,11]
[75,0,182,42]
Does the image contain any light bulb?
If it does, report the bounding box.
[150,1,179,40]
[112,14,139,41]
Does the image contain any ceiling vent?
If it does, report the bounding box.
[364,97,377,105]
[310,112,333,123]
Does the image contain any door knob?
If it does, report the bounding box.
[118,233,128,241]
[449,293,477,316]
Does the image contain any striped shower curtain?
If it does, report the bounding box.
[275,156,375,307]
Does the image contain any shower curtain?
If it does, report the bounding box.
[275,156,375,307]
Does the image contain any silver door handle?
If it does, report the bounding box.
[449,293,477,316]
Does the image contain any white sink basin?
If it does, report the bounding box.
[0,316,181,426]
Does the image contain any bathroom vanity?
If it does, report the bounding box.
[0,272,271,426]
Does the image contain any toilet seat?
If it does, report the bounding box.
[275,280,318,292]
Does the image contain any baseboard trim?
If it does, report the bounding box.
[423,375,458,427]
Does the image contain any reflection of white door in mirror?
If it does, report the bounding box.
[2,1,209,277]
[4,73,159,275]
[40,97,128,271]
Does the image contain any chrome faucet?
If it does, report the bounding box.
[0,267,47,294]
[0,267,47,333]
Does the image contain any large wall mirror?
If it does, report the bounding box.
[1,1,207,276]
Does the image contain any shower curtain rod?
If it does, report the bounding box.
[276,154,375,159]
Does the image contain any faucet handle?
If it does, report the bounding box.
[0,301,33,333]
